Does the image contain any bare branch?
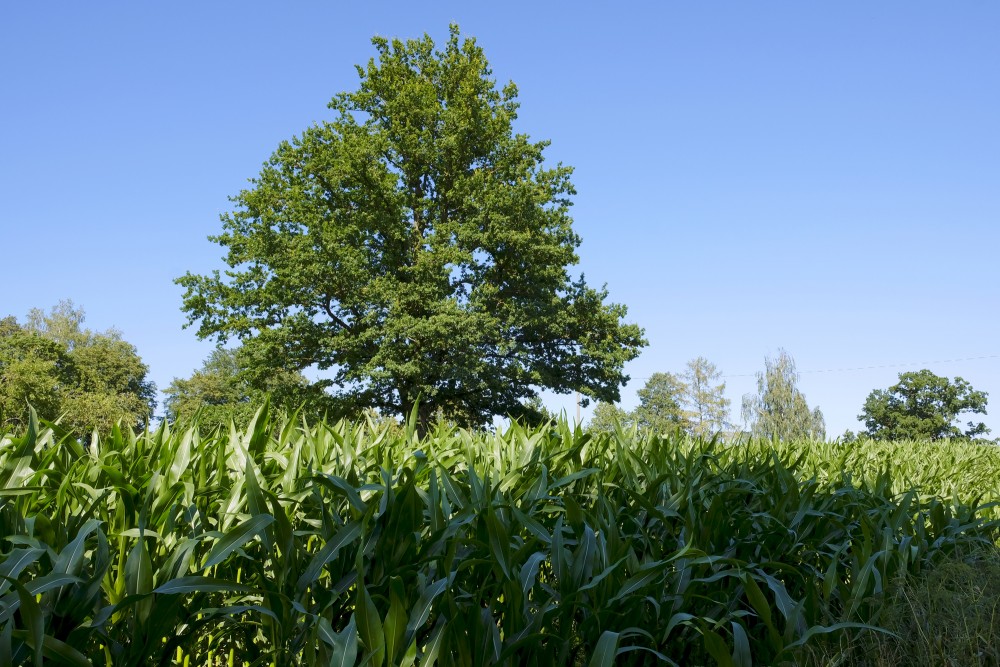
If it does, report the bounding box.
[322,297,354,333]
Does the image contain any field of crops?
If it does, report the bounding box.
[1,408,999,666]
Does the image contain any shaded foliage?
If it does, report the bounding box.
[163,346,334,432]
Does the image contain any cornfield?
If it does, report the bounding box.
[1,407,998,666]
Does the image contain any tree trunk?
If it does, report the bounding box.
[400,393,431,439]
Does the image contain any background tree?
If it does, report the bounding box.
[586,401,632,434]
[1,302,156,436]
[839,429,859,443]
[859,369,989,440]
[26,301,89,350]
[0,316,71,431]
[741,349,825,441]
[163,347,244,424]
[515,396,559,427]
[26,301,156,436]
[680,357,730,437]
[634,372,691,434]
[164,347,330,432]
[176,26,645,432]
[163,347,257,431]
[809,406,826,440]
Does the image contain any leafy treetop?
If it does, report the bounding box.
[742,349,825,441]
[0,302,156,437]
[682,357,731,437]
[859,369,989,441]
[634,372,690,434]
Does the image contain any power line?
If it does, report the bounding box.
[627,354,1000,382]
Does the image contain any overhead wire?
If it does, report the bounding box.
[626,354,1000,382]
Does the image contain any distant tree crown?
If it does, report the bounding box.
[859,369,989,441]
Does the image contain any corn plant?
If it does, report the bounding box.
[0,407,997,665]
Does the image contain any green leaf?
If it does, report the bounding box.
[578,556,626,593]
[244,457,272,554]
[9,631,92,667]
[117,529,162,540]
[405,400,420,442]
[243,400,271,460]
[0,574,84,625]
[778,621,897,655]
[663,612,698,641]
[323,615,358,667]
[154,576,253,595]
[610,561,666,602]
[125,536,154,624]
[384,576,407,663]
[0,623,11,667]
[314,474,367,513]
[12,577,44,666]
[405,576,448,646]
[485,510,511,579]
[297,521,362,593]
[742,573,780,648]
[0,548,44,595]
[356,579,385,667]
[52,519,102,578]
[731,622,752,667]
[518,552,547,595]
[418,617,447,666]
[201,513,275,571]
[588,630,619,667]
[702,627,735,667]
[550,468,601,490]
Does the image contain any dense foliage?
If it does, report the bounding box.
[633,372,689,433]
[1,411,998,666]
[0,302,155,438]
[176,26,645,430]
[860,369,990,440]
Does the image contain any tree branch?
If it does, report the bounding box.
[322,297,354,333]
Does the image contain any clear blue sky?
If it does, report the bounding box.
[2,2,998,436]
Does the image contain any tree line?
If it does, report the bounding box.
[588,357,732,437]
[588,349,989,442]
[587,350,826,440]
[0,302,989,442]
[1,27,990,443]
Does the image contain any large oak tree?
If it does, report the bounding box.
[178,27,645,429]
